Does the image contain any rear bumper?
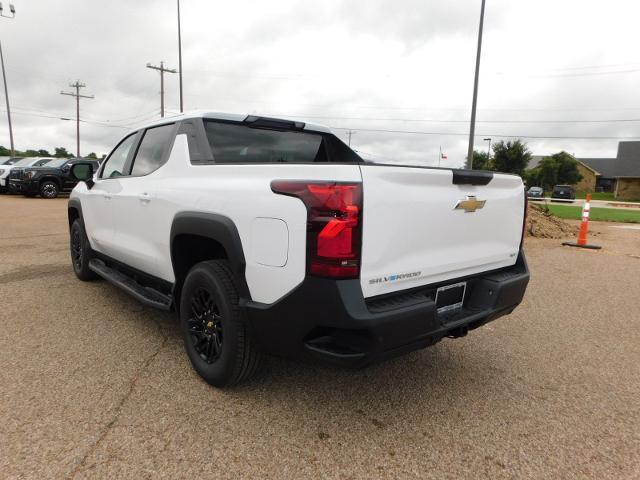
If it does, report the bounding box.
[246,251,530,367]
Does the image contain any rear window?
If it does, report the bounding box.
[203,121,361,164]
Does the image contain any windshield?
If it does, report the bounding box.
[14,158,41,166]
[43,158,69,168]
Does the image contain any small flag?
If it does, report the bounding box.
[441,153,448,160]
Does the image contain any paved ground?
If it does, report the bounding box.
[1,196,639,479]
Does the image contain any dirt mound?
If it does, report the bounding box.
[526,204,579,239]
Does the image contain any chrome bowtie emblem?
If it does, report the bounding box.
[454,195,486,213]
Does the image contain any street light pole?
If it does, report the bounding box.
[466,0,487,169]
[0,3,16,155]
[177,0,183,113]
[483,137,492,157]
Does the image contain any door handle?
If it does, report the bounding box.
[138,192,152,203]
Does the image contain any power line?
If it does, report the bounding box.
[272,114,640,124]
[330,126,640,141]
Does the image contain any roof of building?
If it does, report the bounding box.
[576,158,615,176]
[528,155,544,169]
[579,142,640,177]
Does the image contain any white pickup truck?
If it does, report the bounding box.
[68,112,529,386]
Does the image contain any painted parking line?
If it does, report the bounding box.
[609,225,640,230]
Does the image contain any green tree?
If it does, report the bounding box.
[0,145,11,156]
[534,158,558,190]
[552,151,582,185]
[491,140,532,176]
[38,149,51,157]
[24,149,40,157]
[527,152,583,190]
[85,152,98,159]
[472,150,492,170]
[54,147,72,158]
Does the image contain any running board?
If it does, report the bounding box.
[88,258,172,310]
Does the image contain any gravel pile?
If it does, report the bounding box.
[526,203,579,239]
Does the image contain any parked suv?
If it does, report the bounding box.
[68,112,530,386]
[9,157,99,198]
[0,157,52,193]
[527,186,544,200]
[551,184,575,200]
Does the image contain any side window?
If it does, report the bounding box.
[130,124,174,176]
[101,134,137,179]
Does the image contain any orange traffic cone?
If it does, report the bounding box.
[562,193,602,250]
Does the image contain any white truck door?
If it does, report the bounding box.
[108,124,176,278]
[83,133,138,256]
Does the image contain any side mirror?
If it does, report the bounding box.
[71,163,94,189]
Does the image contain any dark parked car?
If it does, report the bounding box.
[551,185,575,200]
[8,158,99,198]
[527,186,544,200]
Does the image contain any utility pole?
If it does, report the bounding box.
[347,129,354,147]
[466,0,487,169]
[0,3,16,155]
[60,80,94,158]
[177,0,183,113]
[146,61,177,117]
[484,137,492,158]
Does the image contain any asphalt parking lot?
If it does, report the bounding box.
[1,196,639,479]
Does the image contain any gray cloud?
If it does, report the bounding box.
[0,0,638,164]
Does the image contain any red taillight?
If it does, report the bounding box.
[271,180,362,279]
[520,187,528,249]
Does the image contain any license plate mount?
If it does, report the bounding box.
[435,282,466,314]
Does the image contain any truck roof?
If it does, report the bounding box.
[142,111,333,134]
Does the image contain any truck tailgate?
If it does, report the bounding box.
[359,165,525,298]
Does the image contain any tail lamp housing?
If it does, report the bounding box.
[520,186,528,250]
[271,180,362,279]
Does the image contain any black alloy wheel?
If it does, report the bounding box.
[71,226,83,272]
[187,287,224,364]
[40,181,59,199]
[179,260,263,386]
[69,220,97,281]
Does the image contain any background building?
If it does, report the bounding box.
[530,141,640,200]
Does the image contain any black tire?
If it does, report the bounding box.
[180,260,263,387]
[39,180,59,199]
[70,219,97,281]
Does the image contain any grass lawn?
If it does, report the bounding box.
[544,204,640,223]
[574,191,615,201]
[543,191,640,202]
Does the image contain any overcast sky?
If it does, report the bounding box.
[2,0,640,166]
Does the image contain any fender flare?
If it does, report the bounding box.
[170,212,250,301]
[67,198,84,229]
[38,176,62,190]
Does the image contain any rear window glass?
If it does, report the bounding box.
[203,121,361,164]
